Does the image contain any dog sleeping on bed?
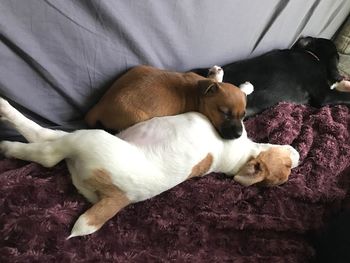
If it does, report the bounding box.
[85,65,252,139]
[192,36,350,117]
[0,97,299,238]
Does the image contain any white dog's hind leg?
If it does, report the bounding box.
[0,140,68,167]
[0,97,67,142]
[68,170,131,238]
[67,197,128,238]
[68,195,130,238]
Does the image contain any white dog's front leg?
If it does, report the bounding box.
[0,97,67,142]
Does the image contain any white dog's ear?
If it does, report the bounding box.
[239,82,254,95]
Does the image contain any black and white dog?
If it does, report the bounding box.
[193,36,350,117]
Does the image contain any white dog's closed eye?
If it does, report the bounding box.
[239,82,254,95]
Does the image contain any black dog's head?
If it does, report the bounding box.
[292,36,343,83]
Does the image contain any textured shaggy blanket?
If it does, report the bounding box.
[1,102,350,263]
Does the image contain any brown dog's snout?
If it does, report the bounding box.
[219,119,243,139]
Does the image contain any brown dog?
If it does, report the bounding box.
[85,65,252,139]
[234,147,293,187]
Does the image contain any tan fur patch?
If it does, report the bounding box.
[258,148,292,186]
[188,153,213,179]
[83,169,130,228]
[234,147,293,187]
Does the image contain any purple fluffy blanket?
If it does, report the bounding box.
[1,102,350,262]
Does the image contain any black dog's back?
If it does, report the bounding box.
[192,37,350,117]
[222,49,322,116]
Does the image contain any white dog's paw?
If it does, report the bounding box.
[0,97,11,111]
[282,145,300,168]
[0,141,13,158]
[67,214,99,239]
[0,97,13,121]
[208,65,224,82]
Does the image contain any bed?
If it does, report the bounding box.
[1,1,350,262]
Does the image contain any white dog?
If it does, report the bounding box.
[0,97,299,238]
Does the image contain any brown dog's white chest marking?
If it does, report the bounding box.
[82,170,130,230]
[188,153,213,179]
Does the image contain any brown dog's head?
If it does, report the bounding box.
[233,147,295,187]
[197,79,253,139]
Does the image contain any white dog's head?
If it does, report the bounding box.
[234,147,298,187]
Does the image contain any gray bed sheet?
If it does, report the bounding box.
[1,0,350,139]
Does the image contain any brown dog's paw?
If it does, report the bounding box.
[207,65,223,82]
[331,80,350,92]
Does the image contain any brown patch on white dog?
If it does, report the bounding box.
[188,153,213,179]
[234,147,292,187]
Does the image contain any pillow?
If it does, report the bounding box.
[335,16,350,77]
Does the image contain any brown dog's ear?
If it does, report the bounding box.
[198,79,219,95]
